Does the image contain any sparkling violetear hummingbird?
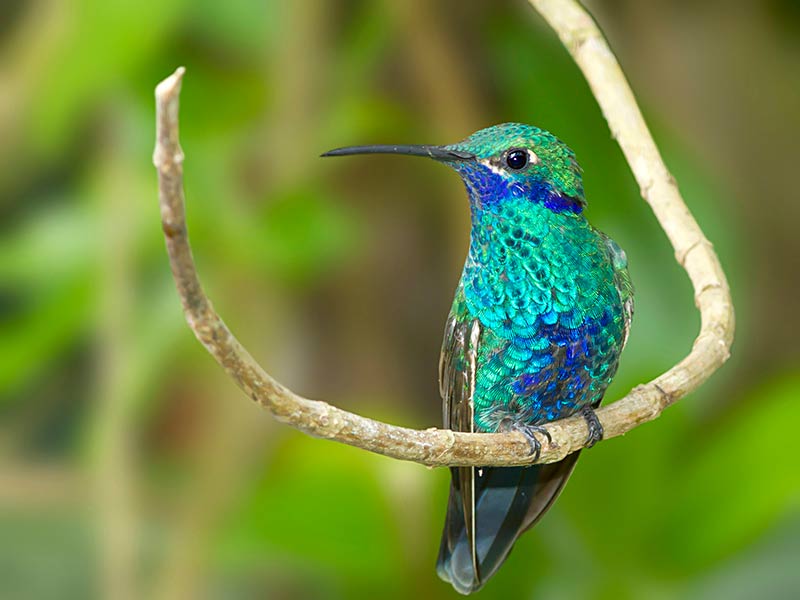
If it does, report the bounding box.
[322,123,633,594]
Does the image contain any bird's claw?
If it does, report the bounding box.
[580,405,604,448]
[513,424,552,462]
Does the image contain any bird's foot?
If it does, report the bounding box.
[512,423,552,462]
[580,405,604,448]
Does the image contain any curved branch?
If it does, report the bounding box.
[153,1,733,467]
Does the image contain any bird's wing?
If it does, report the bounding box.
[438,288,481,579]
[600,232,634,349]
[439,289,479,433]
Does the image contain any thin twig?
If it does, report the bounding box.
[153,0,733,467]
[95,115,142,600]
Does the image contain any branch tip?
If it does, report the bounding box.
[155,66,185,101]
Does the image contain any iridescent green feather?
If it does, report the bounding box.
[435,123,633,594]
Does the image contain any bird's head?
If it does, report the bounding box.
[322,123,585,214]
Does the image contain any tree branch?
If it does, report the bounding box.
[153,0,734,468]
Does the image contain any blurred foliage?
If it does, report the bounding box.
[1,0,799,598]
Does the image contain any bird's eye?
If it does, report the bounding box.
[505,149,528,170]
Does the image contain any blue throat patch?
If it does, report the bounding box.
[452,163,584,215]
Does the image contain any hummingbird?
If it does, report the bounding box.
[322,123,633,594]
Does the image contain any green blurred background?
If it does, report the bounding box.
[1,0,798,598]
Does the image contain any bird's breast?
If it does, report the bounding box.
[463,222,610,340]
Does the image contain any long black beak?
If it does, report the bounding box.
[321,144,474,162]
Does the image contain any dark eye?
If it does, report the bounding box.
[505,149,528,170]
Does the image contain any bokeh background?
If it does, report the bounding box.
[1,1,799,598]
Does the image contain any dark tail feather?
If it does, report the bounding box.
[436,453,581,594]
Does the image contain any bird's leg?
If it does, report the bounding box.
[580,405,604,448]
[511,423,552,462]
